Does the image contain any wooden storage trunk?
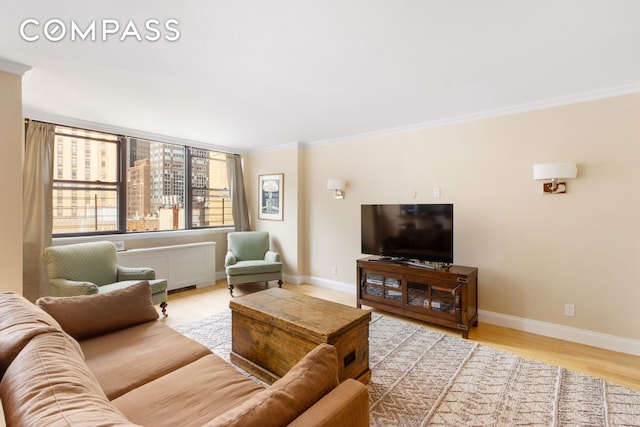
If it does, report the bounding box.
[229,288,371,384]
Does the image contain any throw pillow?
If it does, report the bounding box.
[205,343,340,427]
[36,281,159,340]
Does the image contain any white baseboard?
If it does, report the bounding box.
[478,310,640,357]
[214,272,303,285]
[303,275,357,294]
[304,275,640,356]
[283,273,304,285]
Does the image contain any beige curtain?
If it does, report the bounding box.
[23,121,55,301]
[225,153,250,231]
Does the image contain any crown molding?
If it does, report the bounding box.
[247,141,303,154]
[0,58,32,76]
[307,82,640,148]
[22,108,245,155]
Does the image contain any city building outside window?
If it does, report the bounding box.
[189,148,232,228]
[52,126,119,234]
[52,125,233,236]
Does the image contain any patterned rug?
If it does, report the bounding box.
[173,311,640,426]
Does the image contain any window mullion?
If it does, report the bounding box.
[185,147,193,229]
[118,136,127,234]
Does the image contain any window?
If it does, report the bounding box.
[189,148,232,227]
[52,125,233,236]
[52,126,119,235]
[126,138,187,231]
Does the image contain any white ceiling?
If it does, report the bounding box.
[2,1,639,153]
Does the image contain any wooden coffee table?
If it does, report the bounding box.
[229,287,371,385]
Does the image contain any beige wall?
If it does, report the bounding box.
[0,71,23,294]
[245,146,303,279]
[6,70,638,344]
[252,93,640,341]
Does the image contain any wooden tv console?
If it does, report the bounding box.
[356,257,478,338]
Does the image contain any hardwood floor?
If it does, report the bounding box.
[161,280,640,392]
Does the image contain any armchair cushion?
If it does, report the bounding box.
[99,280,167,297]
[226,260,282,277]
[36,281,159,340]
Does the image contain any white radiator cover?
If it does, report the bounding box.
[117,242,216,291]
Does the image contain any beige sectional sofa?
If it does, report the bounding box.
[0,282,369,426]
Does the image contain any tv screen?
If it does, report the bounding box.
[361,204,453,263]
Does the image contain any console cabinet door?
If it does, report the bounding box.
[360,271,403,306]
[405,277,461,323]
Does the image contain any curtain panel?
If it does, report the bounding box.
[225,153,250,231]
[23,121,55,301]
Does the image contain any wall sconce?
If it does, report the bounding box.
[532,162,577,194]
[327,179,346,199]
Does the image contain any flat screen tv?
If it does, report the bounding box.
[361,204,453,264]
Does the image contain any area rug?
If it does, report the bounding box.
[173,312,640,426]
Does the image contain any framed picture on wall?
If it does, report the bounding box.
[258,173,284,221]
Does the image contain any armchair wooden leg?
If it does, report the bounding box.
[160,301,168,317]
[228,284,234,297]
[277,280,283,288]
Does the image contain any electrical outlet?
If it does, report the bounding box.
[433,187,441,198]
[564,303,575,317]
[331,266,337,275]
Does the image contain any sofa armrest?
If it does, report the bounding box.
[288,379,369,427]
[49,279,99,297]
[264,250,280,263]
[117,266,156,281]
[225,251,237,267]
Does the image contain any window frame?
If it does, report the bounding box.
[51,124,233,238]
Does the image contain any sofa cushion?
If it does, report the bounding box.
[80,321,213,399]
[113,354,265,427]
[205,343,340,427]
[37,280,159,340]
[0,331,139,426]
[0,291,76,379]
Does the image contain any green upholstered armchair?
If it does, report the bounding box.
[42,241,169,316]
[225,231,283,297]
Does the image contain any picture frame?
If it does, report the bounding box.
[258,173,284,221]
